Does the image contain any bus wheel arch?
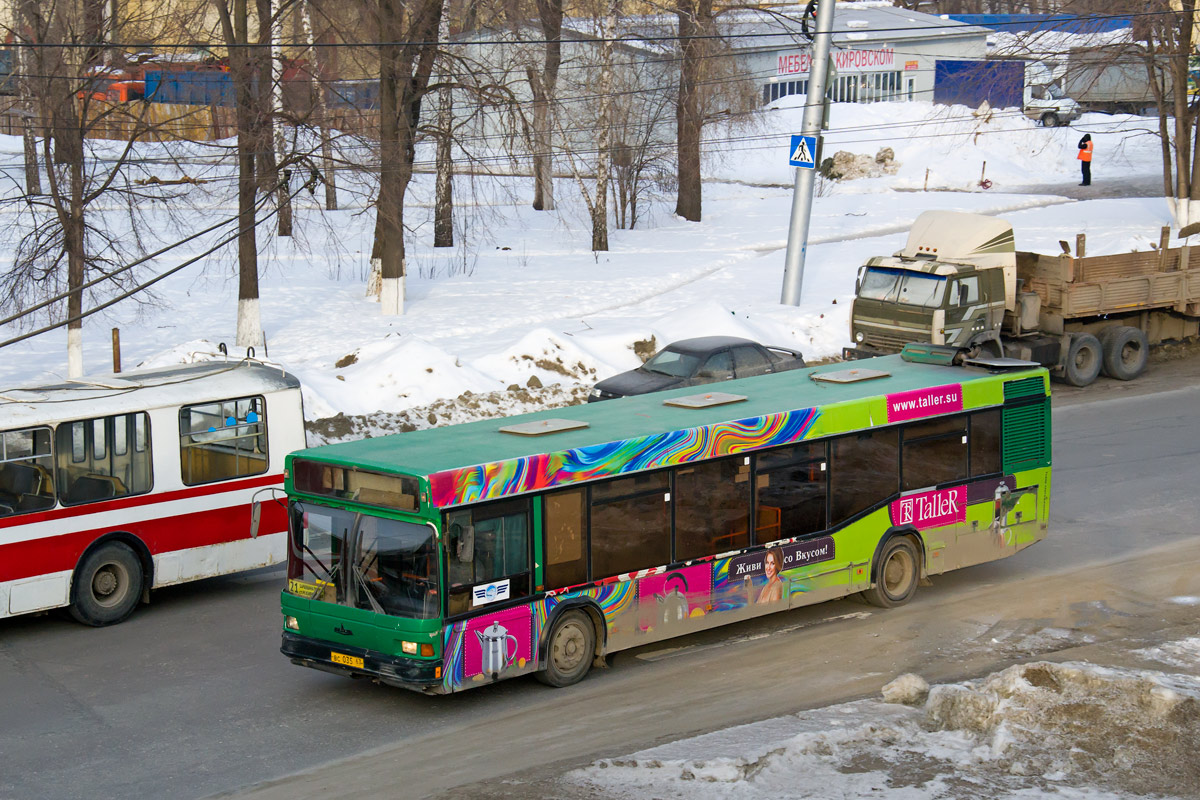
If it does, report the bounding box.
[863,530,923,609]
[69,533,152,627]
[536,601,604,687]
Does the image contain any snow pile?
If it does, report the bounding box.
[1135,637,1200,670]
[571,657,1200,799]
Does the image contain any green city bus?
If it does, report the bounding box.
[277,348,1051,693]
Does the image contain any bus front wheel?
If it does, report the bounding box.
[70,542,144,626]
[862,537,919,608]
[537,610,595,688]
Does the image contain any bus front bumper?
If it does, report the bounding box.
[281,631,442,693]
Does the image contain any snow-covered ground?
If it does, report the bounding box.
[568,624,1200,800]
[0,99,1173,434]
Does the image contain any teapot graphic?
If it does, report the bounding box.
[476,621,518,678]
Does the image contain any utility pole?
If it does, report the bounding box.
[780,0,836,306]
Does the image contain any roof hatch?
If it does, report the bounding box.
[499,418,589,436]
[662,391,748,409]
[811,368,891,384]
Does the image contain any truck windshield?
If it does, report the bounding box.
[859,268,948,308]
[287,501,439,619]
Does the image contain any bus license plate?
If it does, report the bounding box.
[330,651,364,669]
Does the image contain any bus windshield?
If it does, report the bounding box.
[288,501,439,619]
[859,268,948,308]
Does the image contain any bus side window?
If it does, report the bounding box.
[55,413,152,506]
[829,428,899,527]
[179,396,268,485]
[753,443,827,542]
[901,416,967,491]
[675,457,751,560]
[970,409,1002,476]
[544,488,586,590]
[0,426,56,516]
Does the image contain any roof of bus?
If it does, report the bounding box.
[293,354,1044,479]
[0,360,301,427]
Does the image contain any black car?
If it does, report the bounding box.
[588,336,806,401]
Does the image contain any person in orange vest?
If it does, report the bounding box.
[1077,134,1093,186]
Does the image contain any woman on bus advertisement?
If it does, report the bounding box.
[757,547,785,604]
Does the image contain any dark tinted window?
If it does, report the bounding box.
[698,351,734,380]
[971,409,1003,476]
[902,416,967,490]
[830,428,898,526]
[732,345,772,377]
[590,472,670,579]
[675,457,752,560]
[544,488,587,590]
[755,442,826,540]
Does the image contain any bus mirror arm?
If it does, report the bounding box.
[248,487,287,539]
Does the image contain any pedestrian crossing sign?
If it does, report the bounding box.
[788,134,818,169]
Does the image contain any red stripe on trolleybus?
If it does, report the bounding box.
[0,477,288,582]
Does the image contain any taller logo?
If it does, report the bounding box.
[890,486,966,530]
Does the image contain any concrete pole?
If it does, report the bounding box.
[780,0,837,306]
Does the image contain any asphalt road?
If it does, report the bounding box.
[2,358,1199,800]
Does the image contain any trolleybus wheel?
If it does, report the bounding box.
[537,610,595,687]
[862,537,919,608]
[70,542,143,626]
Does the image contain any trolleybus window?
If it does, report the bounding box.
[0,427,55,516]
[56,413,152,505]
[179,396,267,485]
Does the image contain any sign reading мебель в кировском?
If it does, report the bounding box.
[777,47,897,76]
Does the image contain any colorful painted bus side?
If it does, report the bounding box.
[0,361,305,625]
[279,352,1050,693]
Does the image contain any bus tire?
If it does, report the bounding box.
[1063,333,1102,387]
[862,537,920,608]
[69,542,144,627]
[1099,326,1148,381]
[537,610,595,688]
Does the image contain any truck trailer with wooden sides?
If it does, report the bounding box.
[845,210,1200,386]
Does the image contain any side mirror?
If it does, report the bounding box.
[250,501,262,539]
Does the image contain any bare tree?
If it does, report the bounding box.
[674,0,710,222]
[527,0,564,211]
[375,0,445,315]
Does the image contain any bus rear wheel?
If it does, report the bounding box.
[70,542,143,627]
[537,610,595,688]
[862,537,919,608]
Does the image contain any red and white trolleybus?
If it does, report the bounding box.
[0,360,305,625]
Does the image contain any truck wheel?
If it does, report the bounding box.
[862,537,920,608]
[69,542,143,626]
[1063,333,1102,387]
[1041,112,1060,127]
[537,610,595,688]
[1100,326,1148,381]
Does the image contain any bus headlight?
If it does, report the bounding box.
[285,615,300,631]
[401,641,418,655]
